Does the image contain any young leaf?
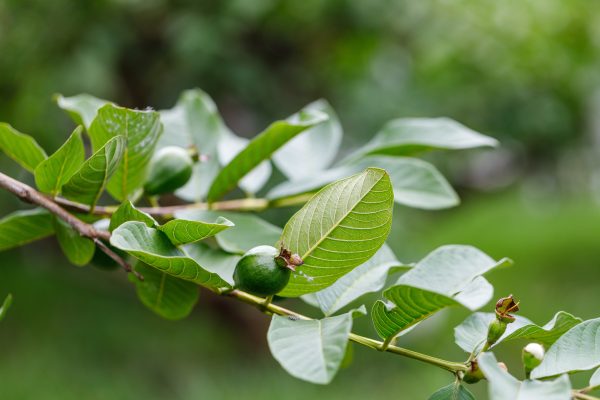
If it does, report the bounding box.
[0,209,54,251]
[109,201,157,232]
[52,216,95,266]
[110,221,230,292]
[157,217,234,246]
[267,308,363,384]
[311,244,402,316]
[34,126,85,195]
[174,210,282,255]
[0,123,47,172]
[131,262,199,320]
[273,99,343,181]
[183,242,240,286]
[428,382,475,400]
[0,294,12,322]
[478,352,572,400]
[531,317,600,379]
[268,156,458,210]
[278,168,394,297]
[62,136,125,208]
[55,94,110,129]
[88,104,162,201]
[206,107,328,202]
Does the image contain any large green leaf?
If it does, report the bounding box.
[310,243,402,316]
[183,242,241,286]
[478,352,572,400]
[88,104,162,201]
[428,382,475,400]
[373,245,509,340]
[268,156,458,210]
[278,168,394,297]
[454,312,582,354]
[55,94,110,129]
[0,209,54,251]
[174,210,282,255]
[0,294,12,322]
[131,262,199,320]
[0,123,47,172]
[62,136,125,208]
[206,107,328,202]
[110,222,230,292]
[109,201,157,232]
[273,99,342,181]
[346,117,497,160]
[34,126,85,195]
[531,317,600,379]
[158,217,234,246]
[52,216,95,266]
[267,309,363,384]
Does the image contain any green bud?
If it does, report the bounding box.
[522,343,544,378]
[463,360,485,384]
[143,146,194,195]
[486,318,507,346]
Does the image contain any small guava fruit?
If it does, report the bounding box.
[233,245,294,297]
[143,146,193,195]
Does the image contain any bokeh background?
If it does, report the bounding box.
[2,1,600,398]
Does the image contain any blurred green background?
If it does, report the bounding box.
[2,0,600,398]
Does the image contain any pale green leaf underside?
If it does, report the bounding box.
[34,126,85,194]
[158,216,234,246]
[110,221,230,291]
[206,108,328,202]
[55,93,111,129]
[268,156,458,210]
[428,382,475,400]
[0,209,54,251]
[183,243,240,286]
[109,201,157,232]
[52,216,95,266]
[62,136,125,208]
[267,311,355,384]
[479,352,572,400]
[0,294,12,322]
[0,123,47,172]
[88,104,162,201]
[531,317,600,379]
[132,262,199,320]
[590,367,600,387]
[279,168,393,297]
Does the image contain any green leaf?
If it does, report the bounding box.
[174,210,282,255]
[158,217,234,246]
[109,201,157,232]
[55,94,110,129]
[454,311,582,354]
[268,155,458,210]
[52,216,95,266]
[34,126,85,195]
[183,242,241,286]
[310,243,402,316]
[110,222,230,292]
[206,107,328,202]
[531,317,600,379]
[267,309,362,384]
[478,352,572,400]
[62,136,125,208]
[0,209,54,251]
[278,168,394,297]
[88,104,162,201]
[0,294,12,322]
[374,245,509,340]
[428,382,475,400]
[273,99,342,181]
[347,117,497,160]
[131,262,199,320]
[590,368,600,387]
[0,123,47,172]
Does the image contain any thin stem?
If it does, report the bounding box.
[573,391,600,400]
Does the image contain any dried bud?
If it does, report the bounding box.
[522,343,544,377]
[495,294,520,323]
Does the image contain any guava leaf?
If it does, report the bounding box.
[157,216,234,246]
[52,216,95,266]
[88,104,162,201]
[590,367,600,387]
[183,242,241,286]
[62,136,125,208]
[278,168,393,297]
[206,107,328,202]
[34,126,85,195]
[531,317,600,379]
[0,123,47,172]
[131,262,199,320]
[110,221,230,292]
[0,294,12,322]
[109,201,157,232]
[428,382,475,400]
[0,209,54,252]
[273,99,342,181]
[478,352,572,400]
[55,93,111,128]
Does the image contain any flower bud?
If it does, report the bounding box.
[522,342,544,377]
[486,318,507,346]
